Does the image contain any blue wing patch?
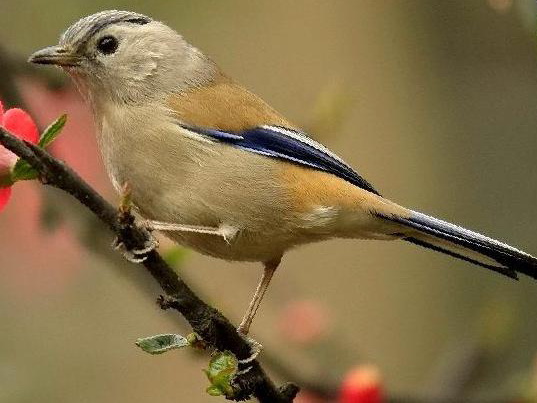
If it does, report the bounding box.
[179,124,380,195]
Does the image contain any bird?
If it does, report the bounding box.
[29,10,536,338]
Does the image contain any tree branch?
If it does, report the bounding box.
[0,127,298,403]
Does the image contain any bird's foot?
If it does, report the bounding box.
[112,232,159,263]
[234,330,263,375]
[113,182,159,263]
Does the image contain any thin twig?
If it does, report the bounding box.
[0,128,298,403]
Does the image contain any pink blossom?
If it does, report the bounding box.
[0,81,94,297]
[0,99,39,211]
[278,300,331,345]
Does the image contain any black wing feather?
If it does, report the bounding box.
[179,124,380,195]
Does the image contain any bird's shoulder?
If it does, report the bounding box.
[166,74,380,196]
[167,73,295,131]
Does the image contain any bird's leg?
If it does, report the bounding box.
[144,220,238,243]
[237,257,281,336]
[115,220,238,263]
[113,183,160,263]
[234,257,281,368]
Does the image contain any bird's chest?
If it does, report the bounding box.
[97,108,184,197]
[97,129,125,193]
[97,111,256,227]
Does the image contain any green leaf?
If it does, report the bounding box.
[11,159,38,182]
[38,114,67,148]
[10,114,67,183]
[206,386,223,397]
[204,351,238,398]
[0,173,14,187]
[135,334,190,355]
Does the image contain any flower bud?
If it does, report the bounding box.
[339,365,383,403]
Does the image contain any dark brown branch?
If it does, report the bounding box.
[0,127,298,403]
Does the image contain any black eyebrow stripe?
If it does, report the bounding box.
[83,15,151,43]
[125,17,151,25]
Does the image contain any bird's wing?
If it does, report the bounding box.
[168,78,379,195]
[178,123,380,195]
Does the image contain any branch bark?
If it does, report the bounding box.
[0,127,298,403]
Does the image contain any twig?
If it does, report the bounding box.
[0,127,298,403]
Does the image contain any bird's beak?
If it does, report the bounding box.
[28,46,82,67]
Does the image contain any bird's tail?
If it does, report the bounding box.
[378,210,537,280]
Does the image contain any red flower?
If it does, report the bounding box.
[339,365,383,403]
[0,82,85,297]
[0,99,39,211]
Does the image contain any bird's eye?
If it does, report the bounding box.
[97,36,118,55]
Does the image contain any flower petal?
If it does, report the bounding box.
[0,144,17,176]
[3,108,39,144]
[0,186,12,212]
[0,100,4,121]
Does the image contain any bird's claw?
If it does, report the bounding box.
[234,331,263,376]
[112,233,159,263]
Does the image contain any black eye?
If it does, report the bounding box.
[97,36,118,55]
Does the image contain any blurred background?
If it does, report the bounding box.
[1,1,537,402]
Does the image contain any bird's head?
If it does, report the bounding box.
[29,10,216,106]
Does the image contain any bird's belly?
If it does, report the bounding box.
[164,228,302,262]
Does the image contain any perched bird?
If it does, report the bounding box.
[29,10,536,336]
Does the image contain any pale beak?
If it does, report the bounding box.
[28,46,82,67]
